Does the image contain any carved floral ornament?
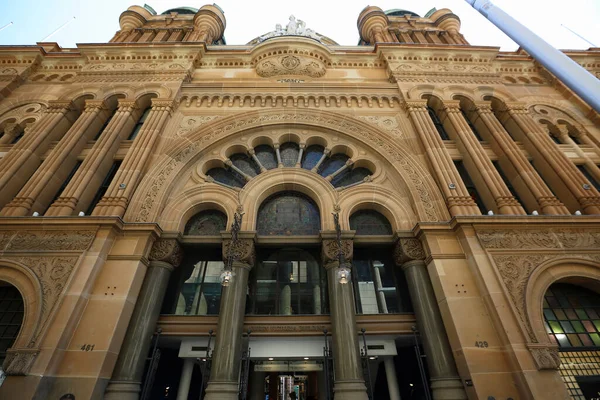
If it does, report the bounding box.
[476,228,600,370]
[149,239,184,267]
[321,239,353,267]
[255,54,326,78]
[0,231,95,375]
[222,239,256,267]
[393,238,426,265]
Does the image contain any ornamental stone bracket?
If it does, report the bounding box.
[222,238,256,267]
[475,228,600,370]
[148,239,184,268]
[321,239,353,268]
[393,238,426,266]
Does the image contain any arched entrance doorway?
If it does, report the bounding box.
[543,282,600,398]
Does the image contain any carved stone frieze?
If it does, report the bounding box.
[81,61,193,73]
[177,115,222,136]
[527,345,561,370]
[394,63,493,75]
[256,55,326,78]
[132,111,444,223]
[476,229,600,250]
[321,239,353,267]
[0,102,46,125]
[0,231,95,252]
[393,238,426,265]
[3,348,39,375]
[356,115,404,138]
[149,239,184,267]
[222,239,256,267]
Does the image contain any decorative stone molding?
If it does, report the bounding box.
[356,115,404,138]
[393,238,426,265]
[0,230,95,252]
[476,229,600,250]
[177,115,222,136]
[251,38,330,79]
[148,239,184,267]
[222,238,255,267]
[0,102,46,126]
[321,239,353,267]
[130,109,445,224]
[256,55,326,78]
[3,348,39,375]
[527,344,561,370]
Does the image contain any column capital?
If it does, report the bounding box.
[3,123,19,135]
[149,239,184,267]
[321,238,353,267]
[117,99,139,112]
[83,99,109,111]
[402,100,428,112]
[47,100,75,113]
[441,100,462,113]
[222,238,256,267]
[393,238,426,266]
[473,101,493,113]
[557,125,571,137]
[151,97,178,112]
[503,101,529,114]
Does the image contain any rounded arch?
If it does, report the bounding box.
[256,191,321,236]
[526,258,600,345]
[406,84,444,100]
[475,86,518,103]
[158,185,238,232]
[133,85,172,101]
[239,168,336,232]
[125,109,449,225]
[0,260,42,350]
[58,87,100,102]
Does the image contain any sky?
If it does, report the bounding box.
[0,0,598,51]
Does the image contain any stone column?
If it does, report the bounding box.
[176,358,195,400]
[502,102,600,214]
[46,99,141,216]
[1,100,111,216]
[105,239,184,400]
[403,100,481,216]
[0,123,21,144]
[383,357,400,400]
[394,239,467,400]
[440,101,525,215]
[472,102,569,215]
[204,237,255,400]
[321,237,368,400]
[0,100,75,208]
[93,98,176,217]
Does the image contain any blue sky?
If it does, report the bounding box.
[0,0,598,50]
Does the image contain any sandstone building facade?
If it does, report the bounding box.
[0,3,599,400]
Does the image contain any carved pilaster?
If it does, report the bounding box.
[393,238,426,266]
[321,239,353,268]
[149,239,184,267]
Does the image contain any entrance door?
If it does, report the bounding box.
[248,360,324,400]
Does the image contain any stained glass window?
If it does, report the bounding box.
[184,210,227,235]
[318,153,349,177]
[332,167,371,188]
[544,283,600,349]
[247,248,328,315]
[206,167,245,188]
[230,153,260,177]
[350,210,393,235]
[279,142,299,167]
[255,144,277,170]
[0,284,24,363]
[301,144,325,170]
[257,191,321,236]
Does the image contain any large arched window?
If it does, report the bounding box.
[0,283,24,363]
[257,191,320,236]
[184,210,227,235]
[247,247,327,315]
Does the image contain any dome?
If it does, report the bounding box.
[384,9,420,18]
[161,7,198,15]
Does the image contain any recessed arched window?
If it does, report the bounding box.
[230,153,260,177]
[301,144,325,170]
[127,107,150,140]
[255,144,278,170]
[257,191,320,236]
[544,283,600,348]
[279,142,300,167]
[184,210,228,235]
[318,153,349,177]
[0,283,24,363]
[206,167,245,188]
[350,209,393,235]
[428,106,450,140]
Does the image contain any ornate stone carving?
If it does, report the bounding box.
[149,239,184,267]
[476,229,600,250]
[177,115,222,136]
[0,231,95,252]
[393,238,426,265]
[256,56,326,78]
[132,110,445,223]
[356,115,404,138]
[321,239,353,266]
[394,63,492,75]
[222,238,255,266]
[3,348,39,375]
[527,345,561,370]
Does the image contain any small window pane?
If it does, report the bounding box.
[279,142,299,167]
[560,321,575,333]
[255,145,278,170]
[572,321,586,333]
[544,309,557,321]
[555,309,567,320]
[230,153,260,177]
[556,334,571,347]
[318,153,349,177]
[302,145,325,170]
[549,321,563,333]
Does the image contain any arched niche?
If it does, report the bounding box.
[256,191,321,236]
[125,109,448,226]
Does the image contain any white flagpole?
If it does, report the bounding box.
[41,16,76,42]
